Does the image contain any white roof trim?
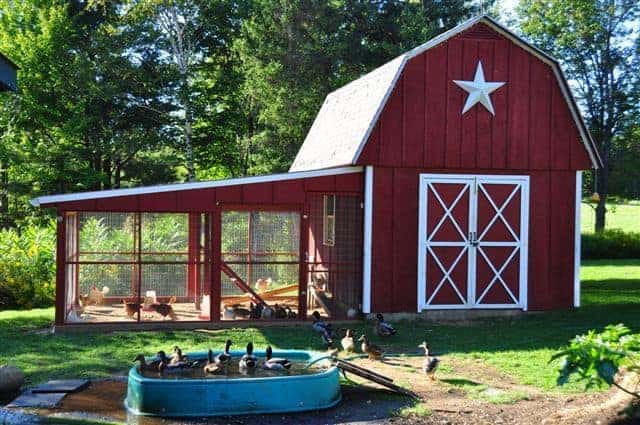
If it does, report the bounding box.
[31,166,363,207]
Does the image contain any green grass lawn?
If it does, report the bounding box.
[581,200,640,233]
[0,259,638,396]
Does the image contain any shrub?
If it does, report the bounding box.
[552,324,640,397]
[582,229,640,260]
[0,222,56,310]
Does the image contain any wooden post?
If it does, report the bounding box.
[211,208,221,321]
[54,211,66,326]
[246,211,253,290]
[298,206,309,319]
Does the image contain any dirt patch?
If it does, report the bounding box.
[15,356,640,424]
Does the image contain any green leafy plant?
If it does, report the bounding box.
[552,324,640,397]
[0,222,56,310]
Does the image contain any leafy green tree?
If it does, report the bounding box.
[234,0,484,175]
[517,0,640,231]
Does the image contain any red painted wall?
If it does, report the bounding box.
[357,24,592,171]
[361,23,588,312]
[48,173,363,212]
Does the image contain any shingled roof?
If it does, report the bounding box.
[289,15,602,172]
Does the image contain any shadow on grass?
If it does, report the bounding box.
[440,378,483,387]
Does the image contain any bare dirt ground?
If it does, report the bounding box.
[11,355,640,425]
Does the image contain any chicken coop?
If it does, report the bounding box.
[33,16,601,330]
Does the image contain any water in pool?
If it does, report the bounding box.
[139,355,327,379]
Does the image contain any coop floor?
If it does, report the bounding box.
[74,301,304,323]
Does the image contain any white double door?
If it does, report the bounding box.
[417,174,529,310]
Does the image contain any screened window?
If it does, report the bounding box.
[323,194,336,246]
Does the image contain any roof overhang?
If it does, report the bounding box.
[30,166,363,208]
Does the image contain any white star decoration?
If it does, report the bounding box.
[453,61,505,116]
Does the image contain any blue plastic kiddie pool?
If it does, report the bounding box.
[124,349,341,417]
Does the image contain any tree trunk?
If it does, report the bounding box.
[594,145,610,233]
[184,99,195,182]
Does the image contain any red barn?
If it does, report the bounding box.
[33,16,601,330]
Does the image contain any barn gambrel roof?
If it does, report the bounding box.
[290,15,602,172]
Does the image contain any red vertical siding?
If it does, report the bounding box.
[476,40,495,169]
[460,39,479,169]
[402,54,425,168]
[491,39,509,169]
[445,39,463,169]
[424,44,447,168]
[371,167,394,312]
[507,43,530,168]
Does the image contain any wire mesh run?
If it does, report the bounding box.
[307,194,363,319]
[220,210,300,320]
[64,211,208,323]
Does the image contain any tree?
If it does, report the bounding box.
[517,0,640,232]
[234,0,485,175]
[127,0,246,181]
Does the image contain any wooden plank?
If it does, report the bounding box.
[371,167,394,312]
[392,169,419,311]
[527,171,550,309]
[220,262,267,306]
[176,188,215,212]
[424,45,447,168]
[476,40,495,169]
[550,82,571,170]
[507,44,530,169]
[549,171,575,307]
[491,39,509,169]
[378,77,404,167]
[529,60,551,169]
[446,39,464,169]
[402,55,425,167]
[336,360,420,399]
[357,122,380,165]
[460,39,479,169]
[242,182,274,204]
[273,179,305,203]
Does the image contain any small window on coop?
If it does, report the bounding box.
[323,194,336,246]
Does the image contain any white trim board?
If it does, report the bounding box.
[574,171,582,307]
[31,166,364,207]
[362,166,374,313]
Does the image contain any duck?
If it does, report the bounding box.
[341,329,355,353]
[203,349,222,374]
[214,339,233,367]
[418,341,440,381]
[170,346,188,365]
[239,342,258,371]
[133,353,163,373]
[262,345,292,370]
[374,313,397,337]
[311,311,334,347]
[358,335,384,361]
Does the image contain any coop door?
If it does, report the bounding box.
[417,174,529,311]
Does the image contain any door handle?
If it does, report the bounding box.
[469,231,479,246]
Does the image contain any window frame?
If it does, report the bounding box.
[323,194,336,246]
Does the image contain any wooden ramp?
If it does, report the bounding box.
[335,359,420,399]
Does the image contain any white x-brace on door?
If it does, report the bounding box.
[417,174,529,311]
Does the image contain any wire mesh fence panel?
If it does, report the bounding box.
[306,194,363,319]
[220,210,300,320]
[64,211,207,323]
[78,212,136,262]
